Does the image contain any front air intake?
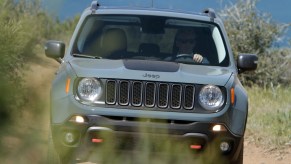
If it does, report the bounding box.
[105,79,196,111]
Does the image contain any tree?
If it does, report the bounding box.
[0,0,81,127]
[219,0,290,87]
[0,0,55,126]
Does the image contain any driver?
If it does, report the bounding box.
[174,28,209,64]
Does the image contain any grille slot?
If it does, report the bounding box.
[106,79,195,111]
[131,81,143,106]
[184,85,195,110]
[145,82,156,107]
[106,80,117,104]
[158,83,169,108]
[119,81,130,105]
[171,84,182,109]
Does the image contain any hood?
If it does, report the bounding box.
[69,59,233,86]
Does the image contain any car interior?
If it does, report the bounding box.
[74,15,229,66]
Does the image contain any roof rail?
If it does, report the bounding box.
[202,8,216,22]
[91,1,100,14]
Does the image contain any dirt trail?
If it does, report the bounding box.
[244,140,291,164]
[39,58,291,164]
[3,58,288,164]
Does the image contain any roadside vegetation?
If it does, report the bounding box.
[246,87,291,149]
[220,0,291,151]
[0,0,290,163]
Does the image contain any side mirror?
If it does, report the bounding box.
[237,54,258,73]
[44,40,65,63]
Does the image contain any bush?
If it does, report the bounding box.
[0,0,54,127]
[246,86,291,148]
[219,0,291,87]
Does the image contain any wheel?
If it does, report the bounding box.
[235,145,244,164]
[47,133,60,164]
[231,139,244,164]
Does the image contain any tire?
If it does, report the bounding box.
[47,134,60,164]
[231,139,244,164]
[59,151,77,164]
[236,145,244,164]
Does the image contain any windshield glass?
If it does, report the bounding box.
[72,15,229,66]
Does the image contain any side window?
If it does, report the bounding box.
[212,27,227,63]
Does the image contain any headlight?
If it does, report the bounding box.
[198,85,224,111]
[76,78,102,103]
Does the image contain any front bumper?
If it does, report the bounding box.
[51,114,243,163]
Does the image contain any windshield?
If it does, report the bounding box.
[72,15,229,66]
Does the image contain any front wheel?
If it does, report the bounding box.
[231,139,244,164]
[47,133,60,164]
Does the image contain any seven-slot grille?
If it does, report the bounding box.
[105,80,195,110]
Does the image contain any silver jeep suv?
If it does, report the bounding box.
[45,1,258,163]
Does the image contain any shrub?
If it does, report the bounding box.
[246,86,291,148]
[219,0,291,87]
[0,0,54,126]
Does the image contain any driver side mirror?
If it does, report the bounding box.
[237,54,258,74]
[44,40,65,63]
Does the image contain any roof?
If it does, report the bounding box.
[90,0,217,20]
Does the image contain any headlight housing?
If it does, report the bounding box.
[76,78,103,103]
[198,85,224,111]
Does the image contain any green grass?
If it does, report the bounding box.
[246,86,291,149]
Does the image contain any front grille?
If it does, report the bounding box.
[105,79,195,111]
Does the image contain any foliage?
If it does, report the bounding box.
[0,0,290,162]
[219,0,291,87]
[0,0,79,130]
[255,48,291,86]
[246,86,291,149]
[0,0,54,128]
[48,15,80,43]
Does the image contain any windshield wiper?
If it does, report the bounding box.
[73,54,102,59]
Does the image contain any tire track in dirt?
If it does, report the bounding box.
[244,139,291,164]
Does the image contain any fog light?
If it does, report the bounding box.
[212,125,226,132]
[64,132,77,145]
[220,141,230,152]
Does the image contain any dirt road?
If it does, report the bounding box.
[41,58,291,164]
[244,139,291,164]
[2,58,289,164]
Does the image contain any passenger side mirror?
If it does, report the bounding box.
[237,54,258,73]
[44,40,65,63]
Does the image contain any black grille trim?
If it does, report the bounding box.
[105,79,196,111]
[118,81,130,106]
[171,84,182,109]
[183,85,195,110]
[106,80,117,105]
[145,82,156,108]
[158,83,169,108]
[131,81,143,107]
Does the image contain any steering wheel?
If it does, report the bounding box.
[175,54,193,60]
